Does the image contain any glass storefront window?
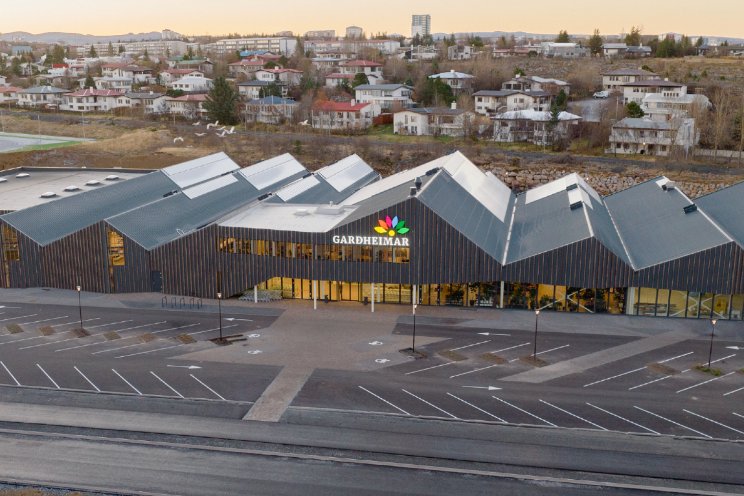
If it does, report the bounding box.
[731,295,744,320]
[656,289,671,317]
[699,293,714,319]
[668,290,687,318]
[713,294,730,320]
[606,288,625,314]
[686,292,700,319]
[637,287,657,316]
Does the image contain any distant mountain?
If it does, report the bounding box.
[432,31,557,41]
[0,31,171,45]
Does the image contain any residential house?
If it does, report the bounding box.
[311,100,379,130]
[403,45,439,61]
[338,60,384,83]
[448,45,473,60]
[93,77,133,92]
[621,79,686,105]
[0,86,22,105]
[238,80,277,99]
[641,93,711,122]
[601,68,659,91]
[602,43,628,58]
[492,110,581,146]
[429,70,475,95]
[61,89,124,112]
[168,58,214,75]
[255,68,303,86]
[227,59,265,78]
[541,42,588,58]
[394,106,477,137]
[167,94,207,119]
[501,75,570,96]
[159,69,204,84]
[244,96,298,124]
[17,86,71,108]
[112,65,153,84]
[325,73,355,88]
[311,57,346,71]
[101,63,128,77]
[354,84,414,114]
[118,91,168,115]
[608,117,697,156]
[473,90,552,116]
[167,75,213,93]
[0,76,7,86]
[626,46,652,58]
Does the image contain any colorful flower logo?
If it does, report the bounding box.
[374,215,410,237]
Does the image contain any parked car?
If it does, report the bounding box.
[593,90,609,99]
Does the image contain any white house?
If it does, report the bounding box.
[601,68,659,91]
[227,59,265,78]
[112,65,153,84]
[159,69,204,84]
[255,68,303,86]
[608,117,697,156]
[325,73,356,88]
[61,89,124,112]
[339,60,384,82]
[541,42,588,58]
[602,43,628,58]
[501,75,570,96]
[354,84,414,114]
[492,110,581,146]
[473,90,552,116]
[311,100,379,130]
[0,86,22,105]
[244,96,298,124]
[93,77,133,92]
[116,91,168,115]
[167,94,207,119]
[17,86,71,108]
[0,76,8,86]
[621,80,686,104]
[167,75,213,93]
[394,106,477,137]
[641,93,711,122]
[447,45,473,60]
[429,70,475,95]
[238,80,277,99]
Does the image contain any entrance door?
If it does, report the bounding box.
[150,271,163,293]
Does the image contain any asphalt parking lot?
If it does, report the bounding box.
[0,302,280,405]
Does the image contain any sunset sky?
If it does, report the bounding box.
[2,0,742,39]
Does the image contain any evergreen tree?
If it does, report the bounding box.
[107,42,114,56]
[555,30,570,43]
[259,82,283,98]
[624,26,642,46]
[204,76,240,124]
[88,45,98,58]
[143,48,150,62]
[420,78,455,107]
[50,44,66,65]
[84,74,95,89]
[351,72,369,88]
[554,89,568,111]
[626,101,644,118]
[118,45,125,54]
[588,29,604,55]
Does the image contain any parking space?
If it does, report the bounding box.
[0,301,281,404]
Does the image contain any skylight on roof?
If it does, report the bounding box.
[318,155,374,192]
[239,153,305,190]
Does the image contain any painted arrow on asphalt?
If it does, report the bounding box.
[375,358,391,364]
[166,365,202,370]
[477,332,511,336]
[225,318,253,322]
[369,341,383,346]
[462,386,502,391]
[726,346,742,350]
[246,350,263,355]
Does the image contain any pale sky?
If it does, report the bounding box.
[2,0,743,39]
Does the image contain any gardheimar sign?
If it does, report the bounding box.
[332,215,410,246]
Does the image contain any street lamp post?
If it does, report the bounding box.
[76,285,83,330]
[412,304,417,353]
[707,318,718,369]
[532,309,540,358]
[217,292,223,341]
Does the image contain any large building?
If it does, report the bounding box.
[411,14,431,38]
[2,152,744,321]
[207,37,298,56]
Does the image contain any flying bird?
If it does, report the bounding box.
[227,126,235,134]
[299,120,309,126]
[173,137,184,143]
[194,133,206,137]
[206,120,219,129]
[217,130,228,138]
[192,121,201,126]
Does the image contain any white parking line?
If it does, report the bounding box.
[489,342,531,354]
[402,389,458,419]
[0,319,101,346]
[18,316,69,326]
[18,320,136,350]
[446,393,505,422]
[509,344,570,363]
[74,366,100,392]
[0,314,37,324]
[358,386,411,415]
[190,374,226,401]
[86,320,134,330]
[723,386,744,397]
[633,406,711,439]
[90,323,201,355]
[677,372,736,394]
[629,354,735,391]
[449,363,500,379]
[150,371,184,398]
[52,318,100,327]
[53,321,169,352]
[114,344,184,359]
[585,402,660,435]
[185,324,238,336]
[585,352,694,388]
[539,399,607,430]
[492,396,556,427]
[683,409,744,436]
[111,369,142,395]
[405,362,455,375]
[449,340,491,352]
[733,412,744,421]
[0,361,20,386]
[36,364,59,389]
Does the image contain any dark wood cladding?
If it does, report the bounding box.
[5,199,744,298]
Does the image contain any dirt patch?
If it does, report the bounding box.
[6,324,23,334]
[103,331,121,340]
[519,355,548,367]
[647,363,679,375]
[139,333,157,343]
[479,353,507,364]
[71,328,90,338]
[438,350,467,361]
[176,334,196,344]
[38,326,55,336]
